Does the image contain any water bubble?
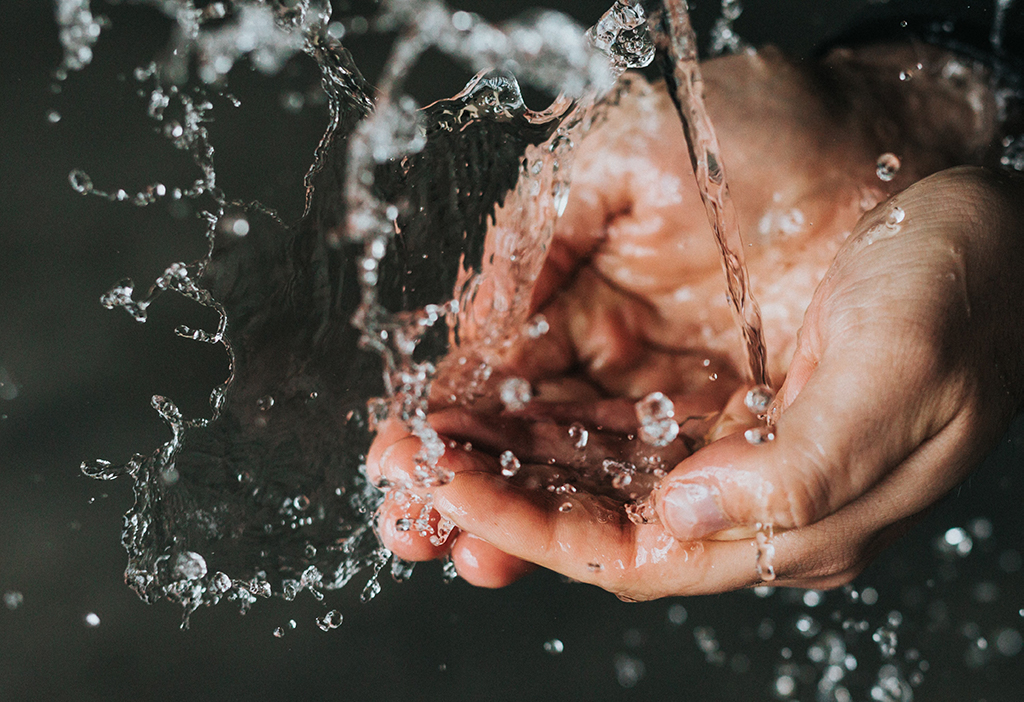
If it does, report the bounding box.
[316,610,343,631]
[172,551,208,581]
[635,392,679,447]
[861,587,879,605]
[887,206,905,226]
[273,626,285,638]
[499,377,532,411]
[543,638,564,655]
[3,591,24,610]
[256,395,274,411]
[876,153,901,182]
[558,501,573,513]
[499,450,521,478]
[47,110,62,123]
[587,562,604,573]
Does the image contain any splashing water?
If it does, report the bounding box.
[69,0,659,620]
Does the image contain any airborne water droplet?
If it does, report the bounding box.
[743,385,774,416]
[316,610,343,631]
[635,392,679,447]
[68,169,93,193]
[499,377,532,411]
[500,450,521,478]
[876,153,901,182]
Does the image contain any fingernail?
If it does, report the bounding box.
[660,482,732,541]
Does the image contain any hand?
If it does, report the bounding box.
[367,49,1024,599]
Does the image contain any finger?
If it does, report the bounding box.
[366,419,414,486]
[433,466,805,598]
[450,532,537,588]
[376,495,455,562]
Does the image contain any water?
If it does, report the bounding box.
[66,0,659,619]
[643,0,770,390]
[50,0,1024,697]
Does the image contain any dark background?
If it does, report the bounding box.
[2,1,1023,700]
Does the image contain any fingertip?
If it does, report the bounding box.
[377,498,454,562]
[451,533,537,588]
[366,419,414,483]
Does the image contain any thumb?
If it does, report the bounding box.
[654,259,955,541]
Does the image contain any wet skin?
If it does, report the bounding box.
[366,45,1024,599]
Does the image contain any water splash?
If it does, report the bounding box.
[71,0,656,619]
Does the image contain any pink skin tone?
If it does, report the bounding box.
[366,46,1024,599]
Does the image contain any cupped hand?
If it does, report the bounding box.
[367,49,1024,598]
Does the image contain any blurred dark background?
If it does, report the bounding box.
[2,0,1023,700]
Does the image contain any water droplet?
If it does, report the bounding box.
[755,524,776,582]
[526,314,550,338]
[80,459,123,481]
[625,496,658,525]
[316,610,343,631]
[667,603,688,626]
[561,425,587,455]
[887,206,905,225]
[543,638,564,655]
[744,427,775,445]
[611,470,633,490]
[500,450,521,478]
[744,385,774,416]
[876,153,901,182]
[499,377,532,411]
[211,572,232,593]
[635,392,679,447]
[613,653,646,688]
[172,551,208,581]
[587,1,655,73]
[68,169,93,194]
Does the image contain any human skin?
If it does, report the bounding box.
[366,44,1024,599]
